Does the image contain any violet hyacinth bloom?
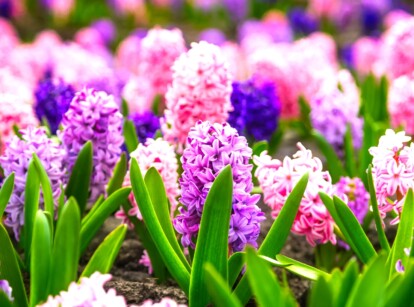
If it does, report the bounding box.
[34,75,75,134]
[228,78,281,142]
[0,280,13,301]
[59,88,124,202]
[288,8,319,35]
[128,111,160,143]
[174,121,265,252]
[0,127,67,240]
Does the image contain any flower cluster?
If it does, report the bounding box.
[34,75,75,134]
[128,111,160,144]
[228,78,281,142]
[369,129,414,224]
[140,298,187,307]
[0,127,67,239]
[254,143,336,246]
[162,41,233,149]
[37,272,127,307]
[334,177,369,224]
[59,88,124,202]
[174,121,264,252]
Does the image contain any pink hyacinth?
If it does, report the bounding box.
[162,41,233,149]
[0,93,38,153]
[122,76,155,114]
[138,27,186,96]
[254,143,336,246]
[140,298,187,307]
[369,129,414,224]
[388,73,414,135]
[38,272,127,307]
[139,250,153,275]
[115,34,142,77]
[115,138,180,225]
[352,37,381,76]
[0,68,34,105]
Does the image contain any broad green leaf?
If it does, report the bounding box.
[106,153,127,196]
[344,124,356,178]
[48,198,80,296]
[309,275,333,307]
[359,116,375,187]
[65,141,93,215]
[24,159,40,263]
[81,224,127,278]
[311,131,344,183]
[346,253,388,307]
[234,173,309,305]
[145,167,190,271]
[387,189,414,278]
[268,124,284,156]
[252,141,268,157]
[189,165,233,307]
[130,158,190,293]
[30,211,52,307]
[121,98,129,117]
[0,224,28,307]
[384,259,414,307]
[0,173,14,217]
[228,252,244,288]
[80,187,131,255]
[245,247,283,307]
[204,263,243,307]
[81,196,104,227]
[333,196,376,263]
[123,120,139,153]
[0,291,13,307]
[367,165,390,252]
[32,154,55,220]
[335,259,359,307]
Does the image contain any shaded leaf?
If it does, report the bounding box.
[106,153,127,196]
[0,173,14,217]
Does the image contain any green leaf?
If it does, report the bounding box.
[335,259,359,307]
[367,164,390,252]
[24,159,40,263]
[0,173,14,217]
[80,187,131,255]
[233,173,309,305]
[121,98,129,117]
[144,167,190,271]
[204,263,243,307]
[268,125,284,156]
[32,153,55,220]
[387,189,414,278]
[130,158,190,293]
[65,141,93,215]
[48,197,80,296]
[81,196,104,227]
[81,224,127,278]
[252,141,268,157]
[123,120,139,153]
[0,224,28,307]
[30,211,52,307]
[311,130,344,183]
[189,165,233,307]
[343,124,356,178]
[106,153,127,196]
[384,259,414,306]
[309,275,333,307]
[228,252,244,288]
[0,291,13,307]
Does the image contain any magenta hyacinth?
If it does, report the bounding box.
[0,127,67,240]
[254,143,336,246]
[173,121,264,252]
[59,88,124,202]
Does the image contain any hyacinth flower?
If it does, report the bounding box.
[127,111,160,144]
[59,88,124,203]
[254,143,336,246]
[34,74,75,134]
[140,298,187,307]
[162,41,233,150]
[288,8,319,36]
[228,77,281,142]
[369,129,414,224]
[0,127,67,240]
[37,272,127,306]
[174,121,265,252]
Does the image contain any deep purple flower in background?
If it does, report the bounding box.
[288,8,319,35]
[0,280,13,301]
[128,111,160,143]
[223,0,248,21]
[0,127,67,240]
[34,76,75,134]
[91,19,116,45]
[174,121,265,252]
[340,45,354,69]
[59,88,124,202]
[228,78,281,142]
[0,0,12,19]
[361,5,382,36]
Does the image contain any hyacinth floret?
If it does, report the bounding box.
[228,78,281,142]
[0,280,13,302]
[0,127,67,239]
[254,143,336,246]
[174,121,264,252]
[369,129,414,224]
[128,111,160,143]
[59,88,124,202]
[140,298,187,307]
[34,74,76,134]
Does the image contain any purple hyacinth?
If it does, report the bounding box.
[173,121,265,252]
[59,88,124,202]
[334,177,369,224]
[34,75,75,134]
[288,8,319,36]
[128,111,160,143]
[0,127,67,240]
[228,78,281,142]
[91,19,116,45]
[0,280,13,301]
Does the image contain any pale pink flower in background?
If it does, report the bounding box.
[352,37,381,76]
[388,73,414,135]
[308,0,340,19]
[115,34,142,77]
[44,0,75,20]
[162,41,232,149]
[121,76,155,113]
[0,68,34,104]
[254,143,336,246]
[139,250,153,274]
[220,42,247,80]
[383,9,412,29]
[140,298,187,307]
[33,30,62,47]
